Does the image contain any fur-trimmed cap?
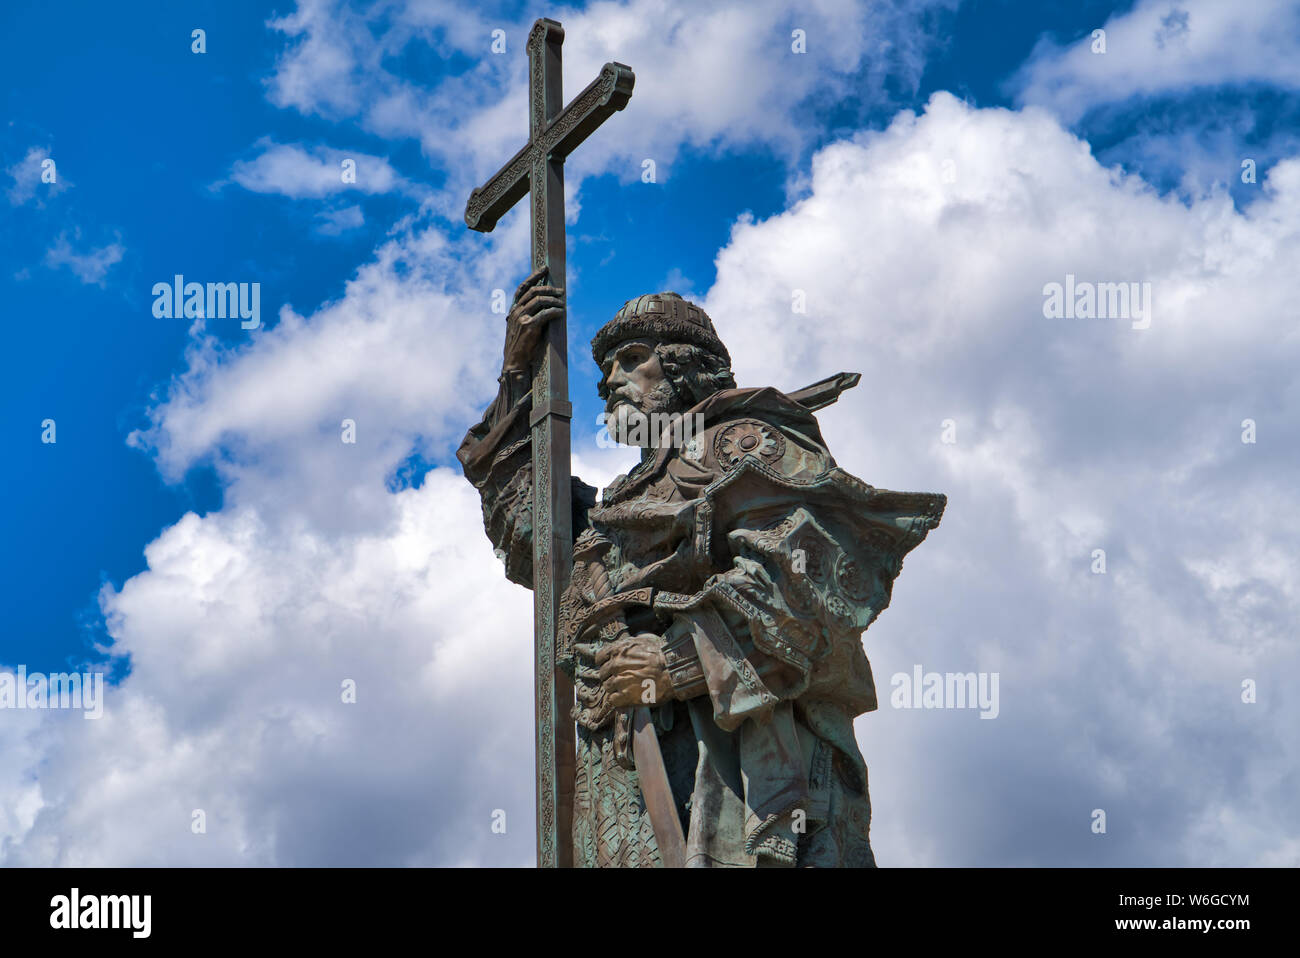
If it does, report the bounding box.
[591,292,730,366]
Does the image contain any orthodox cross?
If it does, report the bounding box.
[464,17,634,868]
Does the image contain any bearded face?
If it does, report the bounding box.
[599,338,684,447]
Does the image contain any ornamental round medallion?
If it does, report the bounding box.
[824,592,853,624]
[835,552,874,602]
[714,419,786,469]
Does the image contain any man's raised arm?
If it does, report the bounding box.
[456,270,595,587]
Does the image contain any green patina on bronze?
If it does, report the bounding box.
[460,18,946,868]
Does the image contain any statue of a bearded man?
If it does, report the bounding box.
[458,272,946,867]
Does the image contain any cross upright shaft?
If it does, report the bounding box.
[464,18,634,868]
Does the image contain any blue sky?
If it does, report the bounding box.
[2,0,1298,866]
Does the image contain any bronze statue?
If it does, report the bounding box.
[459,18,945,868]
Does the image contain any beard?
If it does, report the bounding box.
[606,379,682,447]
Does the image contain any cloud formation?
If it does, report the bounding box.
[5,145,70,206]
[1010,0,1300,123]
[223,138,418,199]
[4,4,1296,869]
[7,90,1297,866]
[43,230,124,286]
[263,0,959,213]
[705,91,1299,865]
